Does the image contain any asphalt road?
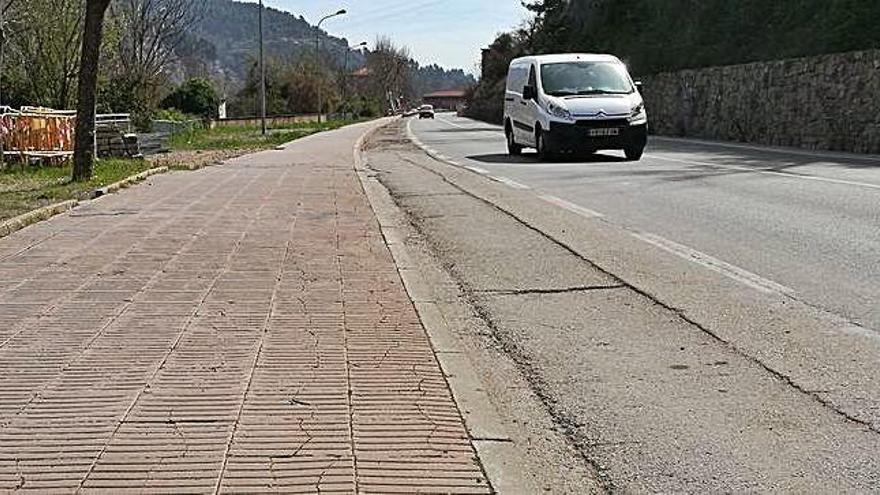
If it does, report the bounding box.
[410,113,880,331]
[371,115,880,491]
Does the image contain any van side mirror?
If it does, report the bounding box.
[634,81,644,93]
[522,85,537,100]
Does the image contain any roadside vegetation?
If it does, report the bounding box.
[465,0,880,123]
[0,116,356,223]
[0,159,153,222]
[168,121,351,151]
[4,0,468,183]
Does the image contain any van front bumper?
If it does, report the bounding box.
[547,121,648,152]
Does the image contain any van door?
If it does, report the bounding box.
[515,64,539,146]
[504,64,522,138]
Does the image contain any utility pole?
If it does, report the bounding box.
[0,2,5,166]
[258,0,266,135]
[0,0,10,110]
[0,3,4,109]
[342,41,366,121]
[314,9,346,124]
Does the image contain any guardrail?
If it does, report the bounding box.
[96,113,133,133]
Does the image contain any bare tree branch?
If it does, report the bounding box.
[111,0,205,98]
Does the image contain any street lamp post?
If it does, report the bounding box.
[0,1,8,166]
[0,9,4,110]
[0,0,9,110]
[343,41,367,120]
[314,9,346,124]
[258,0,266,135]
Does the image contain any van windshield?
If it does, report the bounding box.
[540,62,634,97]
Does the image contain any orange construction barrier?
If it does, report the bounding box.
[0,107,76,159]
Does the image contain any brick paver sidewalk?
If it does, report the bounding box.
[0,122,490,494]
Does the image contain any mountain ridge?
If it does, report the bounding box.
[177,0,474,96]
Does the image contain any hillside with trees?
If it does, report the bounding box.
[524,0,880,74]
[466,0,880,123]
[180,0,356,87]
[1,0,474,124]
[182,0,474,109]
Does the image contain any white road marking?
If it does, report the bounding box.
[412,117,799,298]
[436,117,468,128]
[653,135,880,163]
[406,119,424,146]
[466,166,490,175]
[489,176,530,190]
[631,231,796,297]
[438,115,504,132]
[538,194,604,218]
[647,153,880,191]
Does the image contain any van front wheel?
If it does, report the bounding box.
[506,126,523,156]
[625,145,645,161]
[536,128,552,161]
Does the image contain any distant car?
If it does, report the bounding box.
[418,104,435,119]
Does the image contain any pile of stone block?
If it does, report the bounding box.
[96,126,142,159]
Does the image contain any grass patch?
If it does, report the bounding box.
[0,159,154,222]
[169,120,353,151]
[0,120,359,224]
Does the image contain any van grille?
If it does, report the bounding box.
[575,119,628,128]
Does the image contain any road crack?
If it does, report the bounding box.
[473,284,625,296]
[382,130,880,436]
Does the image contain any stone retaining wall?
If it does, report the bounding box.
[641,50,880,154]
[213,114,321,128]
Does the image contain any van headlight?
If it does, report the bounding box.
[629,103,647,125]
[548,103,574,122]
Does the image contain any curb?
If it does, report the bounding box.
[352,118,396,170]
[0,200,79,239]
[354,119,534,494]
[0,166,171,241]
[91,166,169,199]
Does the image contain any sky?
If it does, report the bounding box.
[244,0,530,73]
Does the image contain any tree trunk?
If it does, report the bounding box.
[72,0,111,182]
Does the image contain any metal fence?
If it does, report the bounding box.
[96,113,132,133]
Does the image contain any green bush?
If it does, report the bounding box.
[153,108,195,122]
[97,78,155,132]
[162,78,220,119]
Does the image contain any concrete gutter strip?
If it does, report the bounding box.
[354,118,539,493]
[0,200,79,239]
[91,166,169,199]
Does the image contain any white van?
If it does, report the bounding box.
[503,54,648,160]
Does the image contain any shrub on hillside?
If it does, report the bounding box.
[162,78,220,119]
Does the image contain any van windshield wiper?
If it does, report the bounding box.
[546,90,578,97]
[575,89,631,95]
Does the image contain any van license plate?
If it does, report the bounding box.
[589,128,619,137]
